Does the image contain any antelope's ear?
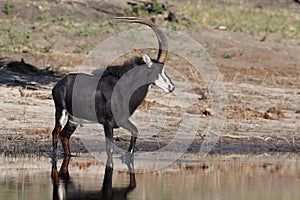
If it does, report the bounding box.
[142,53,153,68]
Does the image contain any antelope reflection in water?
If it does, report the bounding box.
[51,156,136,200]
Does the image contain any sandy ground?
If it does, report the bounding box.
[0,0,299,156]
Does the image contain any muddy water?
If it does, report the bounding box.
[0,153,300,200]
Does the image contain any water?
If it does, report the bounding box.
[1,153,300,200]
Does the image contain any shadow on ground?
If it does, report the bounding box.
[0,57,59,90]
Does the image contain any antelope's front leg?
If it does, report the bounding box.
[128,135,137,154]
[120,119,138,163]
[104,120,115,168]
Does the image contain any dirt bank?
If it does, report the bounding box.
[0,0,299,155]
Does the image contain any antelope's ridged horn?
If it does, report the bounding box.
[115,17,168,64]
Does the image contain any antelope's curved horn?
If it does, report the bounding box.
[115,17,168,63]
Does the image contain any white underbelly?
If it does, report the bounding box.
[69,114,98,124]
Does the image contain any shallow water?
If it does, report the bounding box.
[1,153,300,200]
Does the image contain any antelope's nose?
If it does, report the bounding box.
[169,84,175,92]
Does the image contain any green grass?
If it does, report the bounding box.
[74,22,100,37]
[125,0,165,16]
[0,28,33,53]
[42,44,54,53]
[0,0,299,56]
[221,51,233,59]
[3,0,15,15]
[0,16,119,55]
[72,44,88,54]
[204,40,215,55]
[184,1,300,41]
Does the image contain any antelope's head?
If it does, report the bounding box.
[116,17,175,94]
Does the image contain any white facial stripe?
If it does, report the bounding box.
[161,68,171,86]
[155,74,170,93]
[154,67,174,93]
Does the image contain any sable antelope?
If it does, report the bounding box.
[51,17,174,164]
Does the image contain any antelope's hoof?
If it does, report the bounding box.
[50,147,58,157]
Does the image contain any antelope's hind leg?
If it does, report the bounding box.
[60,119,78,156]
[51,108,67,152]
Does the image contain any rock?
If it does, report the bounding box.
[185,104,211,116]
[22,47,30,53]
[18,88,26,97]
[218,26,227,30]
[205,108,213,116]
[225,105,263,119]
[167,10,178,23]
[185,104,199,115]
[263,106,285,120]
